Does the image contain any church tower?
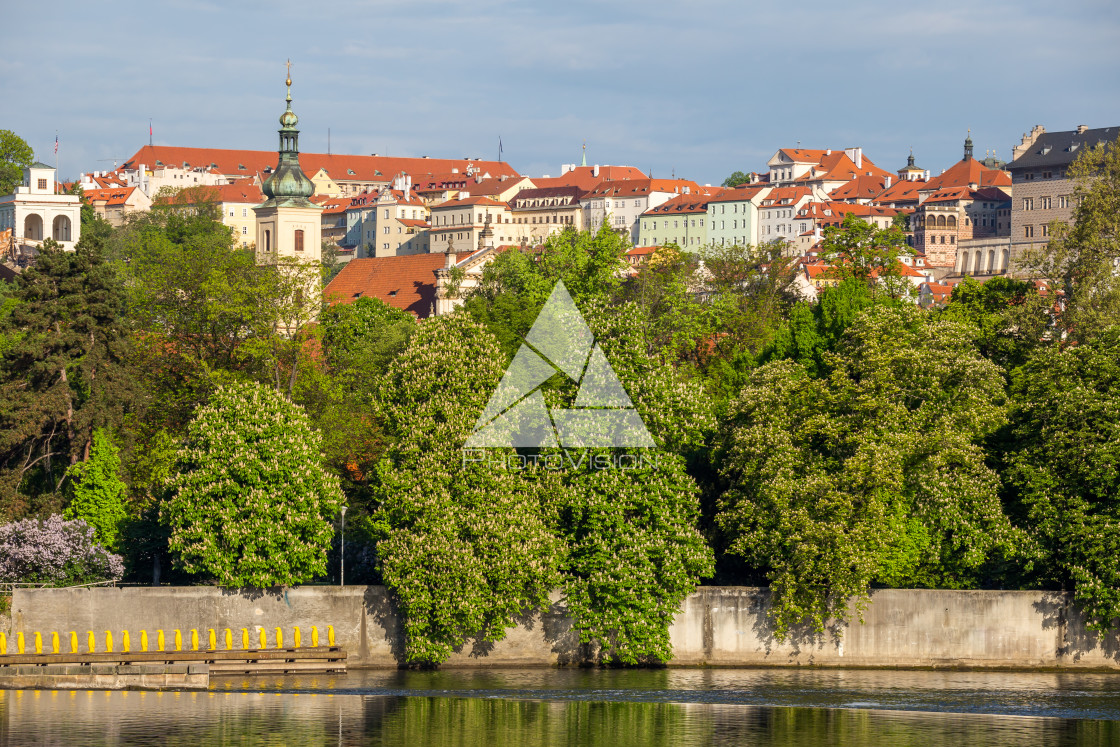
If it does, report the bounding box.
[254,64,322,265]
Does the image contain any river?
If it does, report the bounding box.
[3,668,1120,745]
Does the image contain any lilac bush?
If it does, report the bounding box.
[0,515,124,586]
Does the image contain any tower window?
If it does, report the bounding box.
[264,230,271,252]
[295,229,305,252]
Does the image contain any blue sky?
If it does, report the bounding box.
[3,0,1119,186]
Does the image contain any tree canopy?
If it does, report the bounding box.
[0,130,33,196]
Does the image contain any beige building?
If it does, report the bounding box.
[429,196,516,253]
[82,186,151,226]
[508,186,584,244]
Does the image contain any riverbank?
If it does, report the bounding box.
[7,586,1120,670]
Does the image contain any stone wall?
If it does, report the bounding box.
[8,586,1120,670]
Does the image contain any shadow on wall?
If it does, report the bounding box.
[1033,591,1120,663]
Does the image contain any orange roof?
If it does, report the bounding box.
[925,158,1011,191]
[642,190,722,216]
[82,187,139,206]
[209,182,265,203]
[872,178,928,205]
[760,186,814,206]
[531,165,647,192]
[829,173,886,200]
[777,148,829,163]
[709,184,769,203]
[323,252,475,318]
[430,196,508,209]
[398,218,430,228]
[121,145,520,185]
[584,178,701,199]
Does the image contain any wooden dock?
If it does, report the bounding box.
[0,646,347,676]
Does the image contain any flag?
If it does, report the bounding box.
[54,135,58,155]
[499,137,503,160]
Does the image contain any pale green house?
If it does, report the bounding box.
[637,191,716,251]
[705,184,772,247]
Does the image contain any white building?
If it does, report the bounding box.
[0,163,82,251]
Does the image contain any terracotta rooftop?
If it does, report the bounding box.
[531,165,647,192]
[584,178,701,199]
[121,145,520,185]
[323,252,475,318]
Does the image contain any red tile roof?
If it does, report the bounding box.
[924,158,1011,191]
[531,165,647,192]
[708,184,769,203]
[121,146,520,185]
[642,190,723,216]
[584,178,701,199]
[82,187,140,207]
[323,252,475,318]
[430,196,508,209]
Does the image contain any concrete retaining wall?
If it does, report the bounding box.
[8,586,1120,670]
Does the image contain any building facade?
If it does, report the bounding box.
[0,163,81,251]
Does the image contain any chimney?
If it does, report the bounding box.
[884,175,892,188]
[592,164,600,177]
[1077,124,1089,134]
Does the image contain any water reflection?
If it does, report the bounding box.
[3,689,1119,746]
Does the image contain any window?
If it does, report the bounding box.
[264,230,271,252]
[1042,224,1049,237]
[384,209,389,219]
[1043,171,1052,179]
[950,236,955,244]
[1059,195,1070,209]
[294,229,305,251]
[242,208,248,217]
[229,209,235,217]
[1023,198,1034,210]
[384,226,390,234]
[37,178,47,190]
[1040,196,1052,209]
[242,226,247,235]
[1025,225,1034,238]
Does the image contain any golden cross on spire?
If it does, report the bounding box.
[286,59,292,88]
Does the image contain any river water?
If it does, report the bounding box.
[3,668,1120,745]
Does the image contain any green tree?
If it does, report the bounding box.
[940,276,1052,371]
[717,305,1016,637]
[819,213,912,299]
[163,381,343,587]
[1020,136,1120,338]
[63,429,129,550]
[1006,329,1120,633]
[721,171,752,188]
[0,243,138,517]
[369,313,561,664]
[0,130,33,196]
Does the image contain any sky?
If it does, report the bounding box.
[4,0,1119,186]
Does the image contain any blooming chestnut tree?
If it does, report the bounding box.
[164,381,344,587]
[0,515,123,585]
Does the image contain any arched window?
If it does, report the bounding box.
[1002,249,1010,271]
[936,215,947,227]
[23,213,43,240]
[295,229,304,252]
[52,215,72,242]
[987,250,995,273]
[973,252,982,274]
[947,215,957,227]
[960,251,970,273]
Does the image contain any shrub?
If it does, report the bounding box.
[0,515,124,585]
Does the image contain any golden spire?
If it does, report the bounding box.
[285,59,292,101]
